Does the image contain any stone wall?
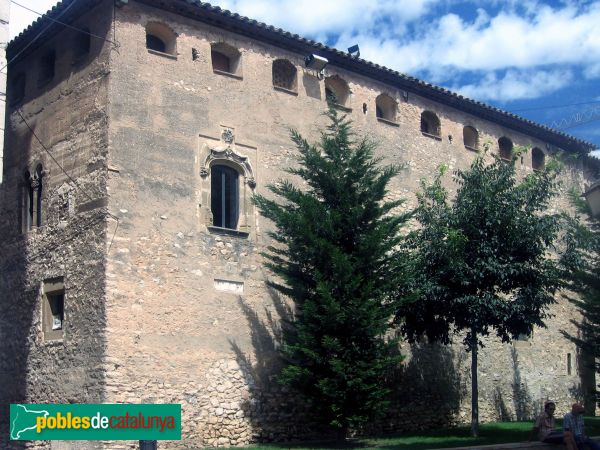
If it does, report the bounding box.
[0,0,596,448]
[99,1,596,448]
[0,2,113,448]
[0,0,9,183]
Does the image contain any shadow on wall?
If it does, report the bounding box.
[0,129,35,450]
[0,4,112,447]
[0,210,109,449]
[231,290,469,440]
[372,341,466,434]
[561,319,597,415]
[576,346,597,415]
[493,347,535,421]
[229,286,320,442]
[511,347,534,421]
[0,259,34,450]
[560,293,600,416]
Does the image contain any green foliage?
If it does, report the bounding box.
[246,418,600,449]
[398,153,562,348]
[253,106,410,433]
[396,152,563,436]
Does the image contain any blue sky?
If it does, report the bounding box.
[10,0,600,149]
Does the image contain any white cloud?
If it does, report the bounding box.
[211,0,438,37]
[332,1,600,101]
[584,63,600,80]
[208,1,600,80]
[451,69,574,101]
[367,3,600,74]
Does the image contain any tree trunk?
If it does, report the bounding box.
[471,330,479,438]
[335,426,347,443]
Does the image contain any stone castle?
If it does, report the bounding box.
[0,0,597,448]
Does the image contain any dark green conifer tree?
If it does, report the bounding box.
[253,106,409,436]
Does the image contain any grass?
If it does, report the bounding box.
[244,417,600,450]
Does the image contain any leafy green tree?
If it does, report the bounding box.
[562,191,600,410]
[396,152,563,436]
[253,106,409,436]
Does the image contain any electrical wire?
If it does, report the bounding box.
[562,116,600,131]
[16,108,106,209]
[0,0,79,74]
[10,0,118,47]
[512,99,600,113]
[15,107,120,250]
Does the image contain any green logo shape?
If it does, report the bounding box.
[10,404,181,441]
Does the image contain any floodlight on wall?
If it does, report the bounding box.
[347,44,360,58]
[305,54,328,78]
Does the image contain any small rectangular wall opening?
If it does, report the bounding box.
[42,278,65,341]
[214,278,243,294]
[567,352,572,375]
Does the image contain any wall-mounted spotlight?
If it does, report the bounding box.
[305,54,328,79]
[347,44,360,58]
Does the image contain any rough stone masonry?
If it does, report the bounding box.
[0,0,597,448]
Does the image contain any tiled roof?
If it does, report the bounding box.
[8,0,597,154]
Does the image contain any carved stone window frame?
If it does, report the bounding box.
[199,143,256,237]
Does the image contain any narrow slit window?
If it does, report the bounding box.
[567,353,572,375]
[33,165,43,228]
[23,171,33,232]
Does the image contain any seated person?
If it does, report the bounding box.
[564,403,600,450]
[530,400,577,450]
